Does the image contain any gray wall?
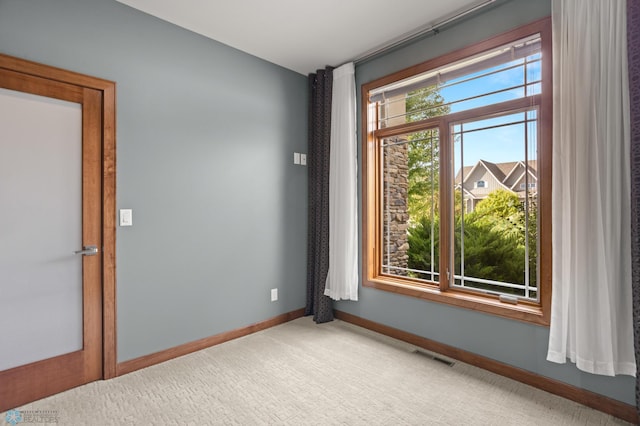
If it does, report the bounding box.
[0,0,308,362]
[337,0,635,405]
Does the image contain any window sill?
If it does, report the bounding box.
[363,277,549,326]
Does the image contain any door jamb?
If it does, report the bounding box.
[0,53,117,379]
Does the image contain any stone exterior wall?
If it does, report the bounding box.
[382,139,409,276]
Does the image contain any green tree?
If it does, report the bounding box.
[473,189,522,221]
[459,190,538,290]
[405,87,448,122]
[453,218,526,287]
[403,89,539,294]
[405,87,450,222]
[407,215,440,278]
[471,189,524,244]
[408,187,538,293]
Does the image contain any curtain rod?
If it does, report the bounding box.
[352,0,497,66]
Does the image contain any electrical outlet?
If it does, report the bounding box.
[300,154,307,166]
[271,288,278,302]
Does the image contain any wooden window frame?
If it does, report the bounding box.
[361,18,552,325]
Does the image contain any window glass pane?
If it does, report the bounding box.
[452,109,538,300]
[526,82,541,96]
[442,60,527,113]
[378,95,412,128]
[526,59,542,86]
[374,36,542,128]
[376,86,450,128]
[381,128,440,282]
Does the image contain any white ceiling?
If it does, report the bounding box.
[116,0,487,75]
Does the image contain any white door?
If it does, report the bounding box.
[0,69,103,411]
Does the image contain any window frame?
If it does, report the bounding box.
[361,18,552,325]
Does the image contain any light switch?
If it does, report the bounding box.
[293,152,301,165]
[120,209,133,226]
[300,154,307,166]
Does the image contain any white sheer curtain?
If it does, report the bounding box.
[547,0,635,376]
[324,62,358,301]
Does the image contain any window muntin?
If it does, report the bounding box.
[362,19,551,324]
[372,35,542,129]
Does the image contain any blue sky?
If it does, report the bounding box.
[437,57,541,172]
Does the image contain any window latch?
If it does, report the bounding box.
[499,295,518,305]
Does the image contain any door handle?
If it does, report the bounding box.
[74,245,99,256]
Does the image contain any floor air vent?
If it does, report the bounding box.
[412,349,455,367]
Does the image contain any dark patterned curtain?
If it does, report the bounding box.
[306,67,334,323]
[629,0,640,417]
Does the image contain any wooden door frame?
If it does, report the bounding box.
[0,53,117,379]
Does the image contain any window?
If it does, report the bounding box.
[362,18,551,324]
[519,182,536,189]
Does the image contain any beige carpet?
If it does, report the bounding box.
[12,317,630,425]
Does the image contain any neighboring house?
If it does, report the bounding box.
[455,159,537,212]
